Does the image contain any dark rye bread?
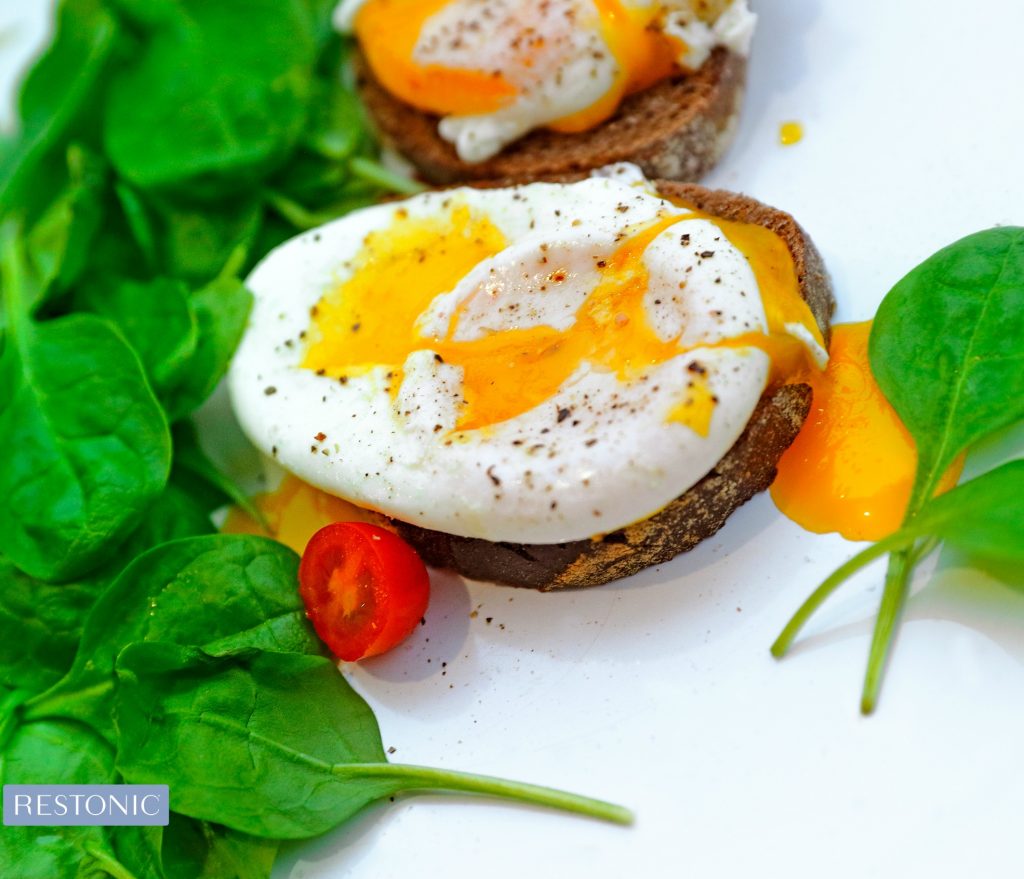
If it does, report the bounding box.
[356,48,746,185]
[394,180,835,590]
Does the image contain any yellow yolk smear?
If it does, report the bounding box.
[770,321,962,542]
[223,474,385,555]
[302,201,823,439]
[353,0,695,133]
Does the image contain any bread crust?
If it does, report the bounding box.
[394,180,836,590]
[356,48,747,185]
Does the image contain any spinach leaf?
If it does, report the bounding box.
[0,478,214,698]
[26,144,106,309]
[900,459,1024,561]
[0,232,171,581]
[0,558,106,696]
[23,535,320,740]
[0,0,118,218]
[162,268,253,421]
[0,719,122,879]
[870,227,1024,514]
[172,420,266,525]
[115,643,631,839]
[155,196,263,285]
[77,276,198,401]
[162,814,277,879]
[103,0,317,198]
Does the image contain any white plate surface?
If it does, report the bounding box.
[5,2,1024,877]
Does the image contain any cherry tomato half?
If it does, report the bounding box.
[298,523,430,661]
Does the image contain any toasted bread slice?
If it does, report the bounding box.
[356,48,747,185]
[394,180,835,589]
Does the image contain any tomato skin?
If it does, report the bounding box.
[298,522,430,661]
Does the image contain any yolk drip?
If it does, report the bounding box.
[770,321,962,542]
[302,201,823,438]
[353,0,699,132]
[223,475,384,554]
[548,0,685,134]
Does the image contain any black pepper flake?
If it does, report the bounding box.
[688,361,707,375]
[596,259,607,268]
[351,323,361,333]
[433,424,443,433]
[485,617,493,624]
[434,353,444,363]
[700,250,715,258]
[585,438,598,447]
[271,445,278,457]
[338,376,348,385]
[557,407,571,423]
[387,746,396,755]
[263,386,277,396]
[486,466,501,486]
[680,234,691,246]
[315,368,326,376]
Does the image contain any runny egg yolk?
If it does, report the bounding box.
[352,0,691,131]
[301,201,823,438]
[223,474,383,554]
[770,321,962,542]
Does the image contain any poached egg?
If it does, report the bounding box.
[334,0,757,161]
[228,165,825,545]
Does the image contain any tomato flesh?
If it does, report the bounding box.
[298,522,430,661]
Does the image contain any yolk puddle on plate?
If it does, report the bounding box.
[302,200,823,437]
[779,121,804,146]
[770,320,962,541]
[223,474,383,554]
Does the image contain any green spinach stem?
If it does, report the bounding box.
[860,548,914,714]
[333,763,633,825]
[771,535,904,658]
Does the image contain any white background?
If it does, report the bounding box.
[4,2,1024,877]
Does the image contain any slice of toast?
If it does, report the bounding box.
[356,48,747,185]
[394,180,835,589]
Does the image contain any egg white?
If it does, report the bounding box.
[229,166,782,543]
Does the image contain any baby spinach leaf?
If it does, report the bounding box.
[870,227,1024,514]
[0,232,171,581]
[114,643,632,838]
[0,478,214,699]
[0,0,118,218]
[172,420,266,525]
[103,0,317,198]
[0,719,122,879]
[161,270,253,422]
[155,196,263,284]
[162,815,277,879]
[26,144,106,310]
[87,277,200,399]
[0,557,106,696]
[899,459,1024,561]
[77,276,198,401]
[23,535,319,740]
